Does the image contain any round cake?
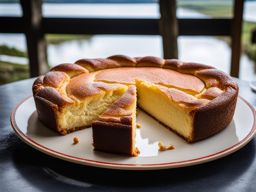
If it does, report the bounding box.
[32,55,238,156]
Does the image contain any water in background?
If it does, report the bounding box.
[0,3,255,81]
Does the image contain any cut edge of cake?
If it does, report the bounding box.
[34,83,128,135]
[136,80,209,142]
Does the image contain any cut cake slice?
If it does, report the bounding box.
[92,85,139,156]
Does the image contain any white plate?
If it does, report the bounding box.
[11,96,256,170]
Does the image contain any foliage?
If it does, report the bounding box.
[0,45,27,57]
[46,34,91,44]
[0,61,29,84]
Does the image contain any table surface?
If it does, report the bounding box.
[1,78,256,192]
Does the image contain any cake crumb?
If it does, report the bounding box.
[136,123,142,128]
[133,147,140,156]
[73,137,79,145]
[158,142,175,151]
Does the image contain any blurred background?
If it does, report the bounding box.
[0,0,255,84]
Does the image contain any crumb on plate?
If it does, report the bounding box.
[158,141,175,151]
[136,123,142,128]
[73,137,79,145]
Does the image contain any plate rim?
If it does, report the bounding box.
[10,96,256,170]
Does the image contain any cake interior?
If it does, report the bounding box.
[136,80,194,141]
[57,86,128,130]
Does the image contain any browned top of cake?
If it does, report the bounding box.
[94,67,204,94]
[97,86,136,125]
[32,55,238,111]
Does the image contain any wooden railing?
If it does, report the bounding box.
[0,0,244,77]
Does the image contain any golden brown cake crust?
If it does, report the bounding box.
[99,86,136,118]
[51,63,89,77]
[191,86,238,142]
[32,55,238,141]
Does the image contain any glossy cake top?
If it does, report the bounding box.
[33,55,238,111]
[95,67,204,93]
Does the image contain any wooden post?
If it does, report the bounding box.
[20,0,48,77]
[251,29,256,44]
[230,0,244,77]
[159,0,178,59]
